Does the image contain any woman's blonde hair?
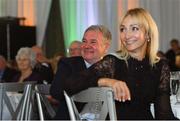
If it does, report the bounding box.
[118,8,160,66]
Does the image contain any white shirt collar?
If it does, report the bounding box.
[84,60,92,68]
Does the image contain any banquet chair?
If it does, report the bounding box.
[0,82,35,120]
[35,84,56,120]
[64,87,117,121]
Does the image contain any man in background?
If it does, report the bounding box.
[166,39,180,71]
[32,45,54,83]
[50,25,112,119]
[68,40,82,57]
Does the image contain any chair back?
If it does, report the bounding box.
[35,84,56,120]
[0,82,35,120]
[64,87,117,121]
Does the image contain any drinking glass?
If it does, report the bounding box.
[170,72,180,95]
[170,72,180,103]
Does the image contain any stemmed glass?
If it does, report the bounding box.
[170,71,180,103]
[170,72,180,95]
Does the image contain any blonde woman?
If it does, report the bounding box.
[64,8,176,119]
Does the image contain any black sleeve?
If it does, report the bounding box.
[64,55,116,96]
[50,58,72,101]
[34,62,54,83]
[154,60,177,119]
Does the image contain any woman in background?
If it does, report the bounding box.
[50,52,64,74]
[11,47,42,83]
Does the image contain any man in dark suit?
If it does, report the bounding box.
[165,39,180,71]
[32,45,54,84]
[50,25,112,119]
[0,55,18,82]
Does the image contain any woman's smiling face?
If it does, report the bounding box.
[120,15,147,54]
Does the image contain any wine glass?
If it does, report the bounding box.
[170,72,180,95]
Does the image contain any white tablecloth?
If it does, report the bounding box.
[170,95,180,119]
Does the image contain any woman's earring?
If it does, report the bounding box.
[146,34,150,42]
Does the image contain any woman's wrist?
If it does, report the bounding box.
[98,78,107,87]
[98,78,115,87]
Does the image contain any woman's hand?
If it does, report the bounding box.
[98,78,131,102]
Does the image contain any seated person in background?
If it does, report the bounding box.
[63,8,176,120]
[10,47,43,83]
[0,55,18,82]
[50,52,64,74]
[157,50,166,59]
[176,53,180,69]
[68,40,82,57]
[50,25,112,120]
[32,45,54,84]
[165,39,180,71]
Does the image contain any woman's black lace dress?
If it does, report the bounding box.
[64,54,175,119]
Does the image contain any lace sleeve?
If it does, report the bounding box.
[158,61,170,94]
[93,55,116,78]
[154,60,176,119]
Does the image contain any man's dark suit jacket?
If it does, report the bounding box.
[50,56,87,119]
[33,62,54,84]
[1,67,19,82]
